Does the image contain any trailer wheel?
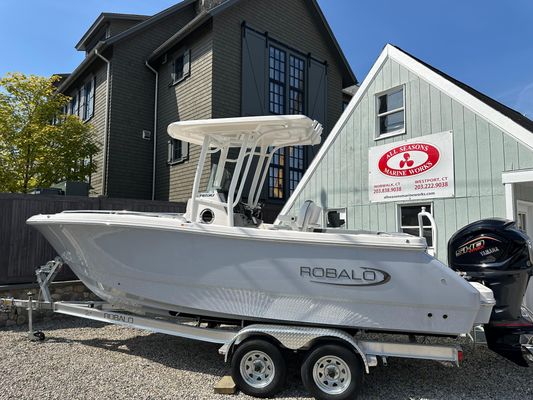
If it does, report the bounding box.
[301,344,363,400]
[231,339,286,398]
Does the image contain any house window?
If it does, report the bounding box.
[399,204,433,247]
[288,146,305,195]
[289,55,305,114]
[267,48,308,199]
[517,212,527,232]
[268,46,286,115]
[168,139,189,165]
[83,78,95,121]
[172,49,191,85]
[269,147,285,199]
[69,92,78,116]
[376,86,405,138]
[323,208,347,229]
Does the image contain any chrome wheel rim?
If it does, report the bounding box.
[240,350,275,388]
[312,355,351,395]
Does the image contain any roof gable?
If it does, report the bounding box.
[277,43,533,221]
[59,0,199,92]
[391,45,533,134]
[76,13,149,51]
[147,0,356,84]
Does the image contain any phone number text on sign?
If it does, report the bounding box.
[368,132,455,203]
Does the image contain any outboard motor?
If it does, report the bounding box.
[448,219,533,366]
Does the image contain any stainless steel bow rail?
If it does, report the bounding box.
[0,258,474,399]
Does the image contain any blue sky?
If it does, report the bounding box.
[1,0,532,117]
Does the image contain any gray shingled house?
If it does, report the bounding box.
[57,0,357,219]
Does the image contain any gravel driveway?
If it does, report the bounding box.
[0,316,531,400]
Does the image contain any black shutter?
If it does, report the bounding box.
[307,59,327,163]
[241,27,267,116]
[307,59,327,128]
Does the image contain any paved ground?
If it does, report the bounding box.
[0,316,532,400]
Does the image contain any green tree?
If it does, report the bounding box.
[0,73,99,193]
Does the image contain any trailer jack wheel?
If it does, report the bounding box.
[301,344,363,400]
[231,339,287,398]
[31,331,45,341]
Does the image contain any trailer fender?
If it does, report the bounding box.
[220,324,370,373]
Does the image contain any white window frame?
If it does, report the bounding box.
[171,49,191,86]
[168,139,189,165]
[397,202,434,249]
[375,85,406,140]
[322,207,348,229]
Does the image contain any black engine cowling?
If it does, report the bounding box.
[448,218,533,366]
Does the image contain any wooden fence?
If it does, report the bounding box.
[0,193,185,285]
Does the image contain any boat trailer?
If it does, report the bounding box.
[0,293,464,369]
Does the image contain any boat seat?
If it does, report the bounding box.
[296,200,322,231]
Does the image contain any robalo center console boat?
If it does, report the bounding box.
[2,116,532,399]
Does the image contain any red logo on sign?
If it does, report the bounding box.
[378,143,440,177]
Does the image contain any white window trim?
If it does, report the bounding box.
[397,202,434,248]
[375,85,406,140]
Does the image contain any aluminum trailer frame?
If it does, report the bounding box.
[0,296,464,373]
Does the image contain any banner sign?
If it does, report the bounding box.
[368,131,455,203]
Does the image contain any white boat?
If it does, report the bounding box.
[27,115,495,337]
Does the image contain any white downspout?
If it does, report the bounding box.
[95,49,110,196]
[145,61,159,200]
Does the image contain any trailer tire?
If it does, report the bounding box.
[231,339,286,398]
[301,344,363,400]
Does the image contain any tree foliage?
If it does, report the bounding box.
[0,73,99,193]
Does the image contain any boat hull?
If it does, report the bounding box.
[28,213,485,336]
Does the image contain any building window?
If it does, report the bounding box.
[69,92,78,116]
[172,49,191,85]
[268,46,286,115]
[83,78,95,121]
[288,146,305,195]
[517,211,527,232]
[289,55,305,114]
[399,204,433,247]
[376,86,405,138]
[168,139,189,165]
[269,146,285,199]
[267,48,308,199]
[323,208,347,229]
